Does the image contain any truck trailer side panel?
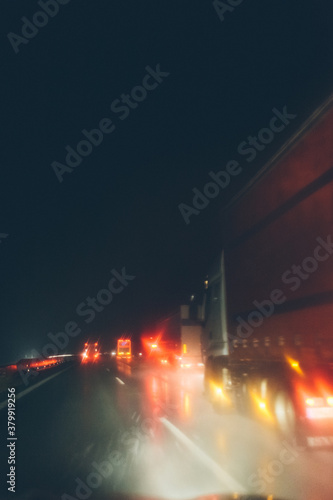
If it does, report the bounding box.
[203,94,333,442]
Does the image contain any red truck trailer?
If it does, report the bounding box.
[202,94,333,446]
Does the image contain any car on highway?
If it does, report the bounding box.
[81,341,100,363]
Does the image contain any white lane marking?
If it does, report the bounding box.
[160,417,245,493]
[0,366,72,411]
[115,377,125,385]
[106,368,110,372]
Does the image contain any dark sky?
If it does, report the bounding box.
[1,0,332,364]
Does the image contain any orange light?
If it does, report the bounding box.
[250,392,272,421]
[285,355,303,375]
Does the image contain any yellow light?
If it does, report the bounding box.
[183,344,187,354]
[327,397,333,406]
[209,382,231,405]
[285,355,303,375]
[250,392,273,421]
[306,398,315,406]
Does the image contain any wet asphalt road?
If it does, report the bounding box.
[1,357,333,500]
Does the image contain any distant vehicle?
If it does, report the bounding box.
[146,305,203,368]
[202,94,333,446]
[81,341,100,363]
[143,337,178,365]
[117,338,131,360]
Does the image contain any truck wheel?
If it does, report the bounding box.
[234,381,252,416]
[204,362,225,410]
[274,391,307,446]
[204,363,214,400]
[274,391,296,435]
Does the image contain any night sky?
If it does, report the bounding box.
[1,0,332,364]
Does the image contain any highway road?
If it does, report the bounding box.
[1,357,333,500]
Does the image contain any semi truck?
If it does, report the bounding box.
[147,304,203,368]
[201,93,333,446]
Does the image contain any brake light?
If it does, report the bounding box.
[302,394,325,408]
